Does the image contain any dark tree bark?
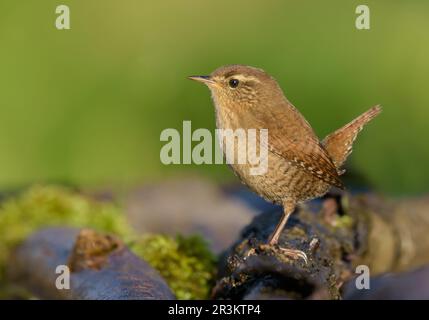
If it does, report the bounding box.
[212,192,429,299]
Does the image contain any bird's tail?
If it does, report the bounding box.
[322,105,382,173]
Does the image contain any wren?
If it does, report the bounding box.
[189,65,381,263]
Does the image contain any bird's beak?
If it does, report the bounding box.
[188,75,216,85]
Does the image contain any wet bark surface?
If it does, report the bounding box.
[213,192,429,299]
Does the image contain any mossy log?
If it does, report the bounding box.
[8,228,175,299]
[6,192,429,300]
[213,192,429,299]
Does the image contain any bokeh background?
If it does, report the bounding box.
[0,0,428,195]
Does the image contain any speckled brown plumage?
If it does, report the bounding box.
[189,65,381,262]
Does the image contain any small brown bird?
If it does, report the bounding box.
[189,65,381,262]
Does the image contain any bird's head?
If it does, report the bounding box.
[189,65,284,112]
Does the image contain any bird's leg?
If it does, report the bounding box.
[266,201,308,264]
[267,210,291,245]
[267,200,295,245]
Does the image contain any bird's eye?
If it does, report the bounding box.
[228,78,239,88]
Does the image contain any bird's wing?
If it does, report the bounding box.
[267,131,345,189]
[257,104,344,189]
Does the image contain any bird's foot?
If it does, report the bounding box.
[258,244,308,264]
[278,247,308,264]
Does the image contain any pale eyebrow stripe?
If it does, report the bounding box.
[228,74,262,83]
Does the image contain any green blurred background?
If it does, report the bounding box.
[0,0,428,195]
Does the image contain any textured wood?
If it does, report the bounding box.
[213,193,429,300]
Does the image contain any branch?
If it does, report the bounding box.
[213,192,429,299]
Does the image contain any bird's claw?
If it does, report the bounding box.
[258,244,308,264]
[279,247,308,264]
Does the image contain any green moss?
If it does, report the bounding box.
[0,185,132,283]
[335,215,354,229]
[130,234,217,300]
